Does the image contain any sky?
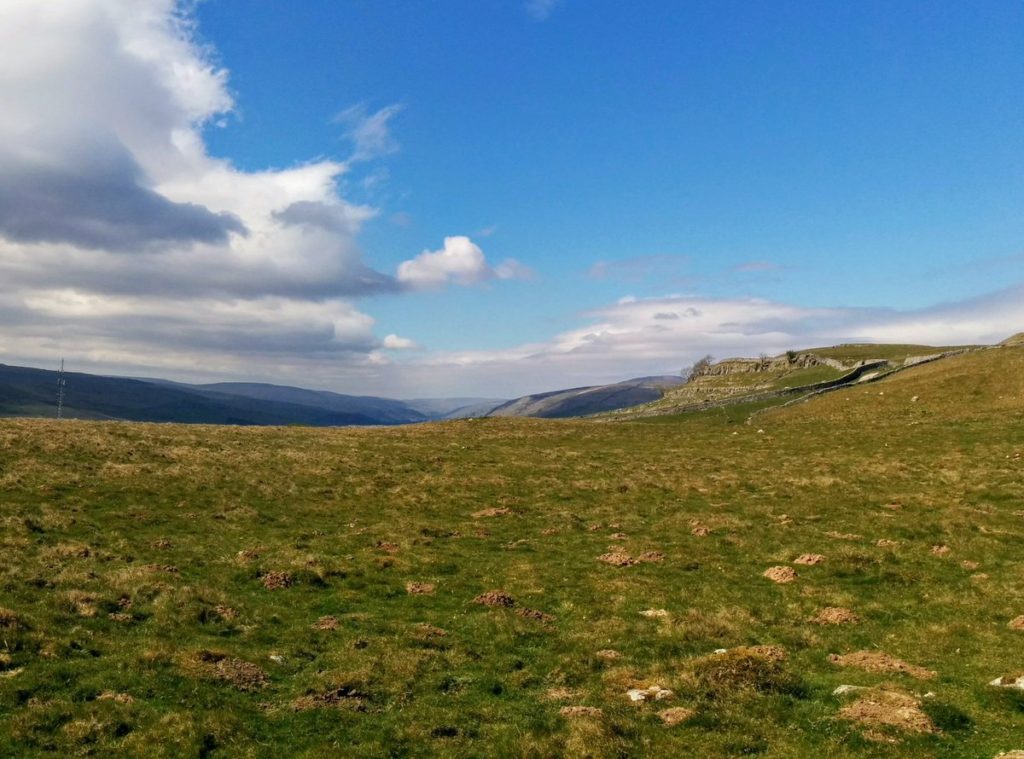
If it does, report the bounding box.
[0,0,1022,398]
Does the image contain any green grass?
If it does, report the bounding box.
[806,343,974,362]
[2,347,1024,756]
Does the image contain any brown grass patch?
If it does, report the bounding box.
[544,687,581,701]
[560,706,603,718]
[595,649,621,661]
[96,691,134,704]
[0,607,25,630]
[763,566,797,583]
[375,541,400,553]
[473,590,515,608]
[214,605,237,621]
[292,684,369,711]
[810,607,859,625]
[658,707,696,726]
[1008,615,1024,631]
[412,623,448,638]
[930,544,951,556]
[636,550,665,563]
[826,531,861,541]
[838,689,935,735]
[793,553,824,566]
[472,507,511,518]
[405,582,435,595]
[876,539,899,548]
[828,651,935,679]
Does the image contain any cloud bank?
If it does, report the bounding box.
[0,0,514,379]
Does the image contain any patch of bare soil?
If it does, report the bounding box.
[810,607,859,625]
[292,684,369,711]
[876,539,899,548]
[151,538,173,549]
[636,551,665,563]
[405,582,435,595]
[882,503,903,511]
[658,707,696,726]
[517,608,555,624]
[375,541,400,553]
[828,651,936,679]
[960,560,980,570]
[236,549,260,563]
[691,525,711,537]
[261,571,293,590]
[826,531,861,541]
[838,689,936,735]
[595,649,621,661]
[214,605,237,621]
[472,507,511,518]
[793,553,824,566]
[473,590,515,608]
[312,615,339,631]
[597,549,637,567]
[930,544,951,556]
[994,752,1024,759]
[541,527,560,536]
[560,706,603,718]
[609,532,628,540]
[186,650,267,691]
[1008,615,1024,630]
[763,566,797,583]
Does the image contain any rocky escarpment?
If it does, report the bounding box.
[692,352,849,378]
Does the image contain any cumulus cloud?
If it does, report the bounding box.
[396,236,532,290]
[382,334,419,350]
[0,0,524,382]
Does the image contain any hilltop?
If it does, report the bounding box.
[1,340,1023,756]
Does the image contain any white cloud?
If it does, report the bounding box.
[396,236,531,290]
[334,103,404,162]
[382,334,419,350]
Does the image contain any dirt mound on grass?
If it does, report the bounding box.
[597,549,637,567]
[473,590,515,607]
[1009,615,1024,630]
[292,684,369,711]
[517,608,555,624]
[261,571,293,590]
[838,689,935,735]
[763,566,797,583]
[810,607,859,625]
[828,651,936,679]
[312,615,339,630]
[185,650,267,691]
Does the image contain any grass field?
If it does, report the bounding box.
[2,346,1024,757]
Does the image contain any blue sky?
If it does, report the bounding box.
[0,1,1022,396]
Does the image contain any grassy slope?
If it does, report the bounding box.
[1,347,1023,756]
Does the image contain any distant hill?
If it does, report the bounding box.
[402,397,507,419]
[486,376,685,419]
[0,365,449,426]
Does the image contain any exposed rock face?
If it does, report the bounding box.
[692,352,846,377]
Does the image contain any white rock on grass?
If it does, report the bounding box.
[989,676,1024,690]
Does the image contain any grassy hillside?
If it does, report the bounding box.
[1,345,1023,756]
